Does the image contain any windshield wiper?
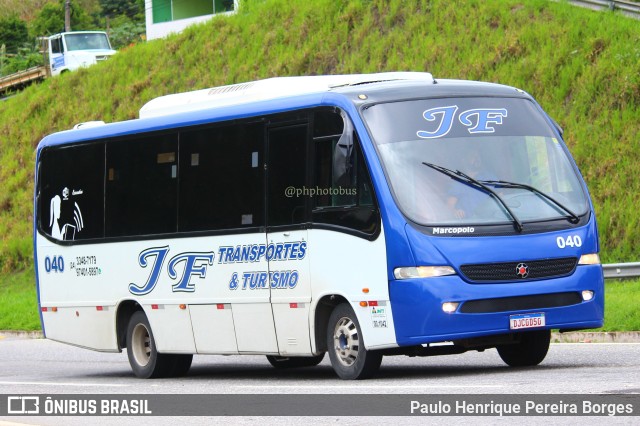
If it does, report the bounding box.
[479,179,580,224]
[422,162,523,232]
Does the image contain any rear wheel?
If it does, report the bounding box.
[126,311,192,378]
[496,330,551,367]
[326,303,382,379]
[266,354,325,369]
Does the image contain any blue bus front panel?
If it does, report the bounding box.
[389,264,604,346]
[389,212,604,346]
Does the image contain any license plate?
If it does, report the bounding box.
[509,313,545,330]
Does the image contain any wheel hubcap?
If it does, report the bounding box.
[131,323,151,367]
[333,316,359,367]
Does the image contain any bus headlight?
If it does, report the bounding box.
[581,290,594,301]
[578,254,601,265]
[394,266,456,280]
[442,302,460,313]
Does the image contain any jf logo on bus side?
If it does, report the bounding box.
[126,242,307,296]
[44,242,307,295]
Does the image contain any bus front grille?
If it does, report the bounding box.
[459,292,583,313]
[460,257,578,283]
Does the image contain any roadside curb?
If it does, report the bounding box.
[0,330,44,339]
[551,331,640,343]
[2,330,639,343]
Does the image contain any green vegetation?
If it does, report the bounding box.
[0,0,638,330]
[0,15,28,54]
[601,279,640,331]
[0,0,144,77]
[0,1,61,21]
[0,266,39,330]
[28,0,95,37]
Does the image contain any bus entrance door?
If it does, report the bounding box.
[266,124,313,355]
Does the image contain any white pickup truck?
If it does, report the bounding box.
[47,31,117,76]
[0,31,116,95]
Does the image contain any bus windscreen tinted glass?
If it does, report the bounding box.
[363,97,588,226]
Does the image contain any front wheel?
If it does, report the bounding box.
[326,303,382,379]
[496,330,551,367]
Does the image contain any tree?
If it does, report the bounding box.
[99,0,144,19]
[97,0,145,49]
[29,0,95,37]
[0,16,28,54]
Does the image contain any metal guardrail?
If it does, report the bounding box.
[602,262,640,279]
[568,0,640,19]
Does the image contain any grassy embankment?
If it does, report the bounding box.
[0,0,639,330]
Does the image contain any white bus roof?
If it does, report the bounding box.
[138,72,434,119]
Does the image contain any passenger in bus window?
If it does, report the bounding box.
[446,149,496,220]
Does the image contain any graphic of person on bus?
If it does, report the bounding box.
[49,187,84,240]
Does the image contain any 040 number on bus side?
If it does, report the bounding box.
[556,235,582,249]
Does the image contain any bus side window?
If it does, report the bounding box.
[38,143,105,241]
[105,133,178,237]
[179,123,265,231]
[312,109,379,235]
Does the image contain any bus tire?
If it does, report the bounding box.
[326,303,382,379]
[126,311,174,378]
[496,330,551,367]
[266,354,325,369]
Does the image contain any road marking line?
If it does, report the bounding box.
[236,385,504,389]
[0,381,129,387]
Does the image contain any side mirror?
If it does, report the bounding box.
[550,117,564,137]
[332,112,354,186]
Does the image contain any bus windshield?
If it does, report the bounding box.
[64,33,111,51]
[363,97,589,227]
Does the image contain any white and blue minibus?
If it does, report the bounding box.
[34,72,604,379]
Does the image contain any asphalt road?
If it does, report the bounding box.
[0,337,639,424]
